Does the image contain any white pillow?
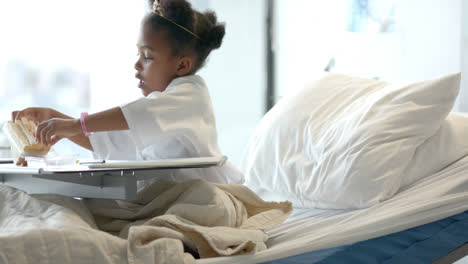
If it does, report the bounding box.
[402,112,468,187]
[241,73,461,209]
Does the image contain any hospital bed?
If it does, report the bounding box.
[1,153,467,264]
[195,154,468,264]
[199,72,468,264]
[2,72,468,263]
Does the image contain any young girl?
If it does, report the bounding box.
[12,0,244,187]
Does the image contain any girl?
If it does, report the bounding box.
[12,0,244,187]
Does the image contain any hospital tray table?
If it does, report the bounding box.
[0,156,226,200]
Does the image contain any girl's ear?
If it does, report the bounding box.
[176,56,193,76]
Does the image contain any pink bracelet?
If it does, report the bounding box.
[80,112,93,137]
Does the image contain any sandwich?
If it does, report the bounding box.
[5,117,51,155]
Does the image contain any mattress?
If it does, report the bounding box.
[197,155,468,264]
[267,210,468,263]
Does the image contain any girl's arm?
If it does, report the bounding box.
[68,107,129,151]
[50,111,94,151]
[35,107,129,149]
[67,133,93,151]
[83,107,129,132]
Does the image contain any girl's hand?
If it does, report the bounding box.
[36,118,82,146]
[11,107,67,124]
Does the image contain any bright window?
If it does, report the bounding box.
[0,0,266,166]
[0,0,144,158]
[274,0,461,103]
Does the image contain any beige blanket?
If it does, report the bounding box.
[0,179,291,263]
[84,179,292,262]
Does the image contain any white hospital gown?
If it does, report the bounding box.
[88,75,244,190]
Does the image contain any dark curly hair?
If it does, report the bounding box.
[144,0,226,73]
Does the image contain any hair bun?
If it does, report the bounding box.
[198,11,225,51]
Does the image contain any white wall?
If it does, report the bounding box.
[194,0,266,167]
[275,0,466,112]
[392,0,460,82]
[274,0,348,100]
[459,0,468,112]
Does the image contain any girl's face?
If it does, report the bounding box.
[134,24,180,96]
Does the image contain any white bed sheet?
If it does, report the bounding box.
[198,155,468,264]
[456,256,468,264]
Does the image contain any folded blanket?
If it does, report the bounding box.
[85,179,292,260]
[0,179,292,264]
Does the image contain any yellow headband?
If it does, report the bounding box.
[153,1,201,40]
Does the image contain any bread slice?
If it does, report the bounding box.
[5,118,51,155]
